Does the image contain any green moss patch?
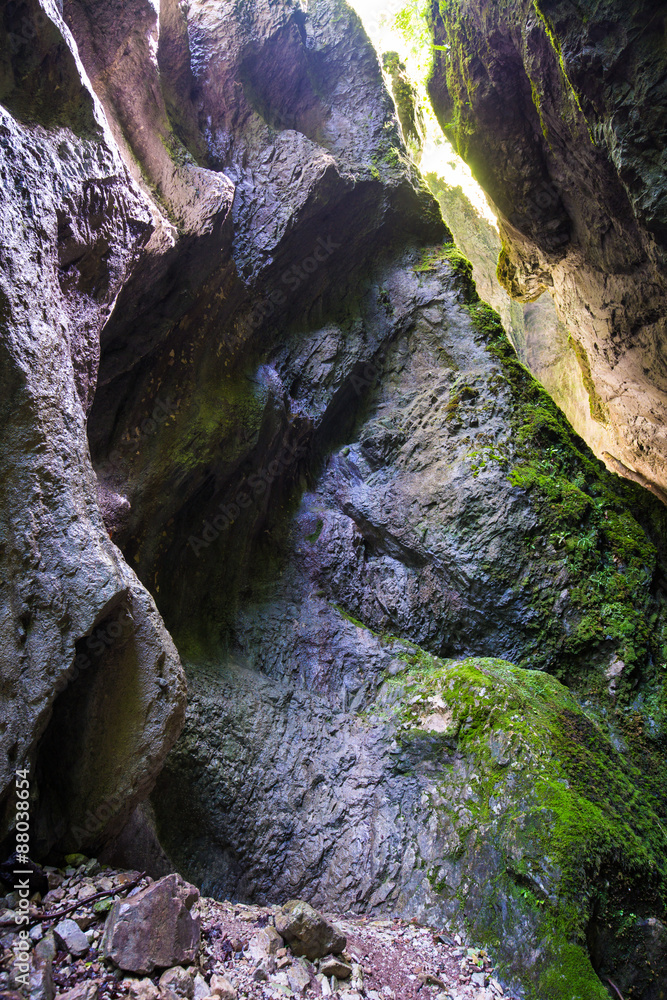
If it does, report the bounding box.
[414,243,477,301]
[462,299,667,700]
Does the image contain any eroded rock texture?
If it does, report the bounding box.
[0,0,185,855]
[428,0,667,500]
[1,1,667,998]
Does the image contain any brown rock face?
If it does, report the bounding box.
[427,0,667,499]
[100,874,200,974]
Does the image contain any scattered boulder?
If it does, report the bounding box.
[54,918,90,957]
[320,955,352,979]
[158,966,194,999]
[100,874,200,974]
[275,901,346,960]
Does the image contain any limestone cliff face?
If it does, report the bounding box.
[1,2,667,998]
[0,0,185,855]
[427,0,667,501]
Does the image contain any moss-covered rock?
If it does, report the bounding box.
[467,299,667,707]
[380,654,667,999]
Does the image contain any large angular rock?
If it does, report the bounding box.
[275,901,345,960]
[100,874,200,973]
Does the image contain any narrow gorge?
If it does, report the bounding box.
[0,2,666,1000]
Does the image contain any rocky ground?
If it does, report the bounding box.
[0,858,515,1000]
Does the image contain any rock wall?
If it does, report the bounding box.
[1,1,666,998]
[424,173,627,469]
[427,0,667,501]
[0,0,185,856]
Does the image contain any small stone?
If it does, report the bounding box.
[127,977,160,1000]
[159,966,194,999]
[320,956,352,980]
[419,972,447,989]
[54,918,90,957]
[255,954,276,975]
[319,975,332,997]
[29,923,44,942]
[471,971,486,987]
[29,932,56,1000]
[47,872,64,891]
[252,966,268,983]
[57,984,98,1000]
[115,872,142,885]
[43,887,65,905]
[489,979,503,995]
[58,979,98,1000]
[35,931,56,963]
[93,898,114,915]
[193,973,210,1000]
[248,925,283,962]
[287,960,311,994]
[78,884,97,900]
[209,974,236,1000]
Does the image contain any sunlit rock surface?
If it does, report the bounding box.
[428,0,667,500]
